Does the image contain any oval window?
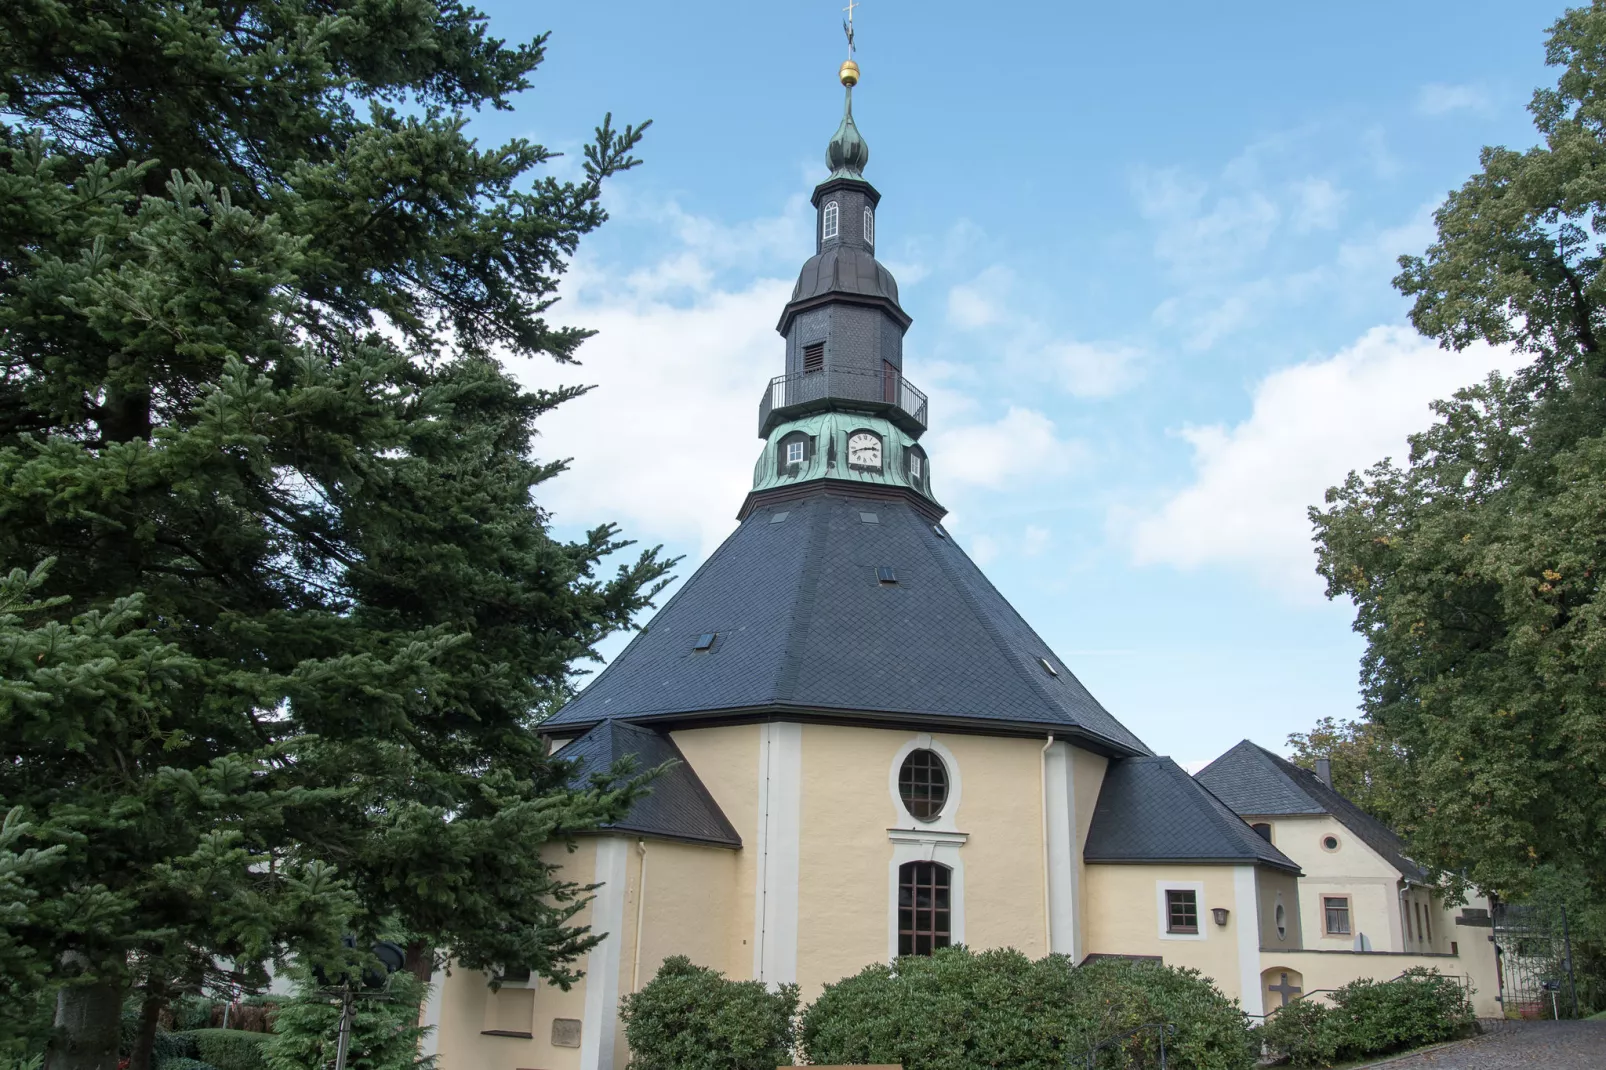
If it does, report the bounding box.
[898,748,948,821]
[1275,901,1288,940]
[1322,834,1340,851]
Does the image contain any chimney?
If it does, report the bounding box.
[1315,758,1332,787]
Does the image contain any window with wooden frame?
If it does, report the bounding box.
[897,860,951,956]
[1323,895,1352,936]
[1165,889,1199,934]
[897,748,948,820]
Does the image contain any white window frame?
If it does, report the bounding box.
[1156,880,1208,941]
[822,200,839,240]
[863,205,874,245]
[909,452,922,478]
[785,440,805,465]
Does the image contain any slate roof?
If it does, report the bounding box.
[545,490,1150,756]
[1195,741,1428,882]
[1084,756,1301,872]
[559,720,741,847]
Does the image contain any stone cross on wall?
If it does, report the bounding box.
[1268,972,1303,1007]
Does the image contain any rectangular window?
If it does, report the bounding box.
[803,342,825,373]
[785,440,805,464]
[897,861,952,957]
[909,454,922,478]
[1425,907,1432,944]
[1165,890,1198,934]
[1324,896,1352,936]
[1416,902,1426,944]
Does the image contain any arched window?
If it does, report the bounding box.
[822,200,839,240]
[863,205,875,245]
[898,748,948,820]
[897,860,951,956]
[1251,822,1272,842]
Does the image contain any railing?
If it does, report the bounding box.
[757,367,928,436]
[1074,1022,1177,1069]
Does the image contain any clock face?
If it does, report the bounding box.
[847,431,882,469]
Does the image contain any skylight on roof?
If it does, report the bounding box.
[770,511,790,523]
[859,511,879,524]
[1038,657,1059,677]
[693,633,717,652]
[877,566,897,585]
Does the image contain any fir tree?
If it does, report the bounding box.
[0,3,667,1067]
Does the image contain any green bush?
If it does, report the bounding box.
[158,1060,219,1070]
[620,956,799,1070]
[1257,997,1339,1068]
[172,998,217,1032]
[185,1029,269,1070]
[799,947,1256,1070]
[1261,969,1473,1067]
[153,1030,200,1065]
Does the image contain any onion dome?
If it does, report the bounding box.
[827,61,870,178]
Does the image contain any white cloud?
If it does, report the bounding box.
[1023,525,1051,557]
[946,265,1012,329]
[1044,340,1144,398]
[929,407,1081,491]
[1127,325,1526,599]
[1416,83,1491,117]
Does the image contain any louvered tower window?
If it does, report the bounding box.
[803,342,825,373]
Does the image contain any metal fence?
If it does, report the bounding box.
[757,367,928,435]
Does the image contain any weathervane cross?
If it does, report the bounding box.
[843,0,858,58]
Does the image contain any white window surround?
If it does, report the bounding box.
[822,200,839,240]
[887,837,966,961]
[888,733,963,831]
[886,734,966,962]
[1156,880,1207,941]
[863,205,874,245]
[909,453,922,478]
[785,440,805,464]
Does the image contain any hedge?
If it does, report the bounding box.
[620,956,799,1070]
[1260,968,1474,1067]
[799,947,1258,1070]
[185,1029,270,1070]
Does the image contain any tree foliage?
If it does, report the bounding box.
[1284,717,1407,825]
[1312,0,1606,903]
[619,956,799,1070]
[0,0,667,1064]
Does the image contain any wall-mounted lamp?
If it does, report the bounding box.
[1212,907,1231,927]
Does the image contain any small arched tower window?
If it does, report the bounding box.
[822,200,839,240]
[897,860,952,956]
[863,205,874,246]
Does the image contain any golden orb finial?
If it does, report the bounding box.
[840,59,860,87]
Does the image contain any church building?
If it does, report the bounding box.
[422,50,1500,1070]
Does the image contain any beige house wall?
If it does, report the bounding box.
[1258,948,1502,1018]
[1082,863,1249,1000]
[1249,814,1404,951]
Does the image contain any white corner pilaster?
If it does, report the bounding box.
[1043,741,1079,961]
[580,837,629,1070]
[418,967,444,1064]
[753,722,801,987]
[1233,865,1264,1017]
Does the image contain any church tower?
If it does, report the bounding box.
[744,54,938,521]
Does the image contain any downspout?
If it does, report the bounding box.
[631,839,649,992]
[1040,734,1055,953]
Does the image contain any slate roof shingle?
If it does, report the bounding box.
[1194,740,1428,882]
[1084,756,1301,872]
[545,492,1150,756]
[559,720,741,848]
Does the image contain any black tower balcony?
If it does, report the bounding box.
[758,367,928,438]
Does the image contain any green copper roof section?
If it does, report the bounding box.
[826,87,870,178]
[752,412,937,504]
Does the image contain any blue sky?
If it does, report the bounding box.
[466,1,1556,767]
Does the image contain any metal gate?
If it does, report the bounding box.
[1491,902,1575,1019]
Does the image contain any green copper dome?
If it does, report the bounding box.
[826,87,870,178]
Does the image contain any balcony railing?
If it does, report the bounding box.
[758,367,929,437]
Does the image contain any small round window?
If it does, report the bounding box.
[898,749,948,821]
[1321,834,1340,852]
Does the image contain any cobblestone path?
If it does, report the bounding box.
[1363,1020,1605,1068]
